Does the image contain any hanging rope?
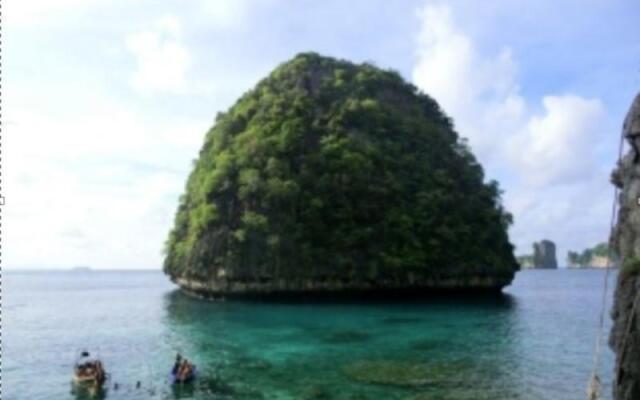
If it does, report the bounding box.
[586,121,627,400]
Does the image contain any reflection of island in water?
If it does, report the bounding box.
[162,290,522,399]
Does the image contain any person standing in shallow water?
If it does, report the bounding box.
[623,93,640,163]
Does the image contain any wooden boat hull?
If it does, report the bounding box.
[73,373,105,386]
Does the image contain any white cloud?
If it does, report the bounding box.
[199,0,251,29]
[125,16,192,94]
[412,3,612,258]
[4,81,208,269]
[509,95,605,186]
[4,0,94,27]
[413,4,525,160]
[4,1,268,269]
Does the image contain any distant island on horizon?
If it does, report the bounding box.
[70,266,92,272]
[517,241,618,269]
[567,242,617,269]
[517,240,558,269]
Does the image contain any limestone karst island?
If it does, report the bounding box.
[517,240,558,269]
[163,53,518,297]
[567,242,616,268]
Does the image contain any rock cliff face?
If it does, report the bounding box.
[610,92,640,400]
[163,53,518,297]
[533,240,558,269]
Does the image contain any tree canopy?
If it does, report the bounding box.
[163,53,518,285]
[567,242,615,267]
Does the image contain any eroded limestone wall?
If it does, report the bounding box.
[610,93,640,400]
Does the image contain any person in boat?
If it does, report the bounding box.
[77,351,93,370]
[176,359,194,381]
[172,353,182,375]
[74,351,106,384]
[76,364,93,378]
[76,362,97,378]
[94,360,105,383]
[177,359,189,380]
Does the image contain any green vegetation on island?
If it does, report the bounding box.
[567,242,616,268]
[516,255,534,269]
[163,53,518,294]
[622,256,640,277]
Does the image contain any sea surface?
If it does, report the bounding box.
[4,269,616,400]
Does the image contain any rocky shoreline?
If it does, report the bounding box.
[567,255,615,269]
[173,275,513,299]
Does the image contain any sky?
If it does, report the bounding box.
[5,0,640,269]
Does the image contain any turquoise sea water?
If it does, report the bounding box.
[4,269,615,400]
